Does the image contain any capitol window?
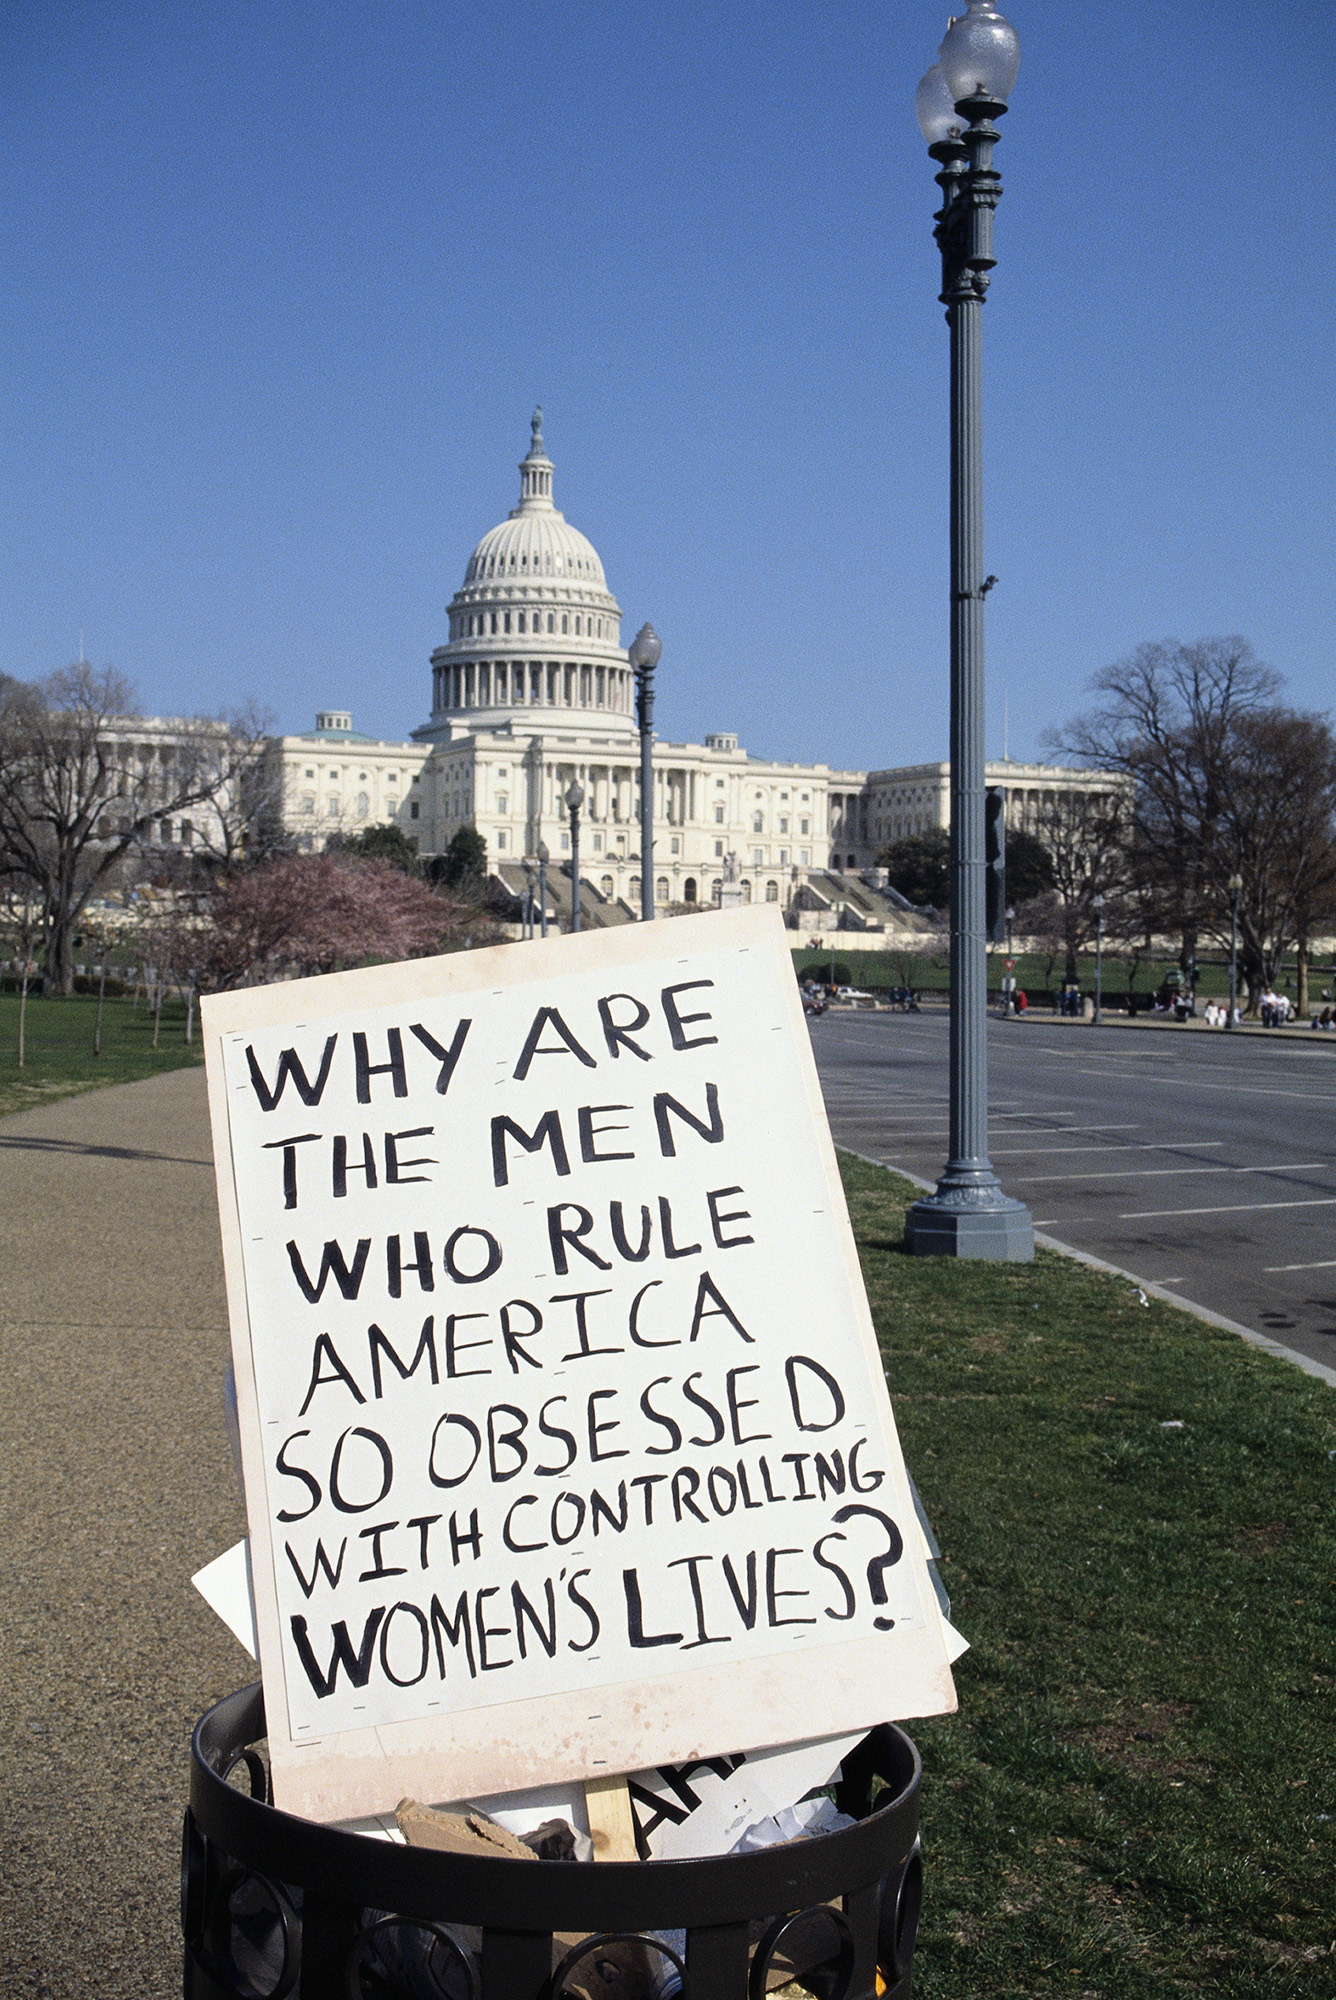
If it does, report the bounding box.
[715,806,725,824]
[600,875,614,898]
[518,611,526,633]
[356,793,369,819]
[670,836,680,855]
[561,613,569,634]
[301,795,315,815]
[497,795,508,814]
[491,612,499,634]
[504,611,512,633]
[714,840,724,857]
[800,817,809,835]
[766,881,779,902]
[547,613,555,633]
[779,817,789,834]
[752,812,763,832]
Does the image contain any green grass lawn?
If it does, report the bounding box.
[0,990,202,1117]
[841,1152,1336,1998]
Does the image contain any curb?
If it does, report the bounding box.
[842,1150,1336,1391]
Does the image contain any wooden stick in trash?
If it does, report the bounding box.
[583,1775,638,1861]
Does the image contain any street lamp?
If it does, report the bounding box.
[537,840,549,939]
[904,1,1032,1261]
[522,860,536,940]
[565,781,585,934]
[1227,873,1243,1029]
[629,623,662,923]
[1093,894,1106,1025]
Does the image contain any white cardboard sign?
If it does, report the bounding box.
[202,906,955,1820]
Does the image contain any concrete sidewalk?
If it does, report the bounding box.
[0,1066,252,1999]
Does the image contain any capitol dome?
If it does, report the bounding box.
[423,411,635,744]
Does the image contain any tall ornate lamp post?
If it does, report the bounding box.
[905,0,1033,1260]
[536,840,549,938]
[522,861,536,940]
[1093,894,1106,1025]
[1227,873,1243,1028]
[628,623,662,921]
[565,781,585,934]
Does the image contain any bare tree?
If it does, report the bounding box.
[0,664,271,993]
[1048,637,1280,976]
[1015,788,1127,985]
[1212,708,1336,1014]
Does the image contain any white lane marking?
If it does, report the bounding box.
[1016,1162,1324,1185]
[1001,1057,1336,1108]
[991,1141,1223,1158]
[1262,1259,1336,1273]
[1119,1196,1336,1219]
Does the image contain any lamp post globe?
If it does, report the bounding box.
[938,1,1020,107]
[565,781,585,934]
[628,623,662,922]
[903,4,1032,1263]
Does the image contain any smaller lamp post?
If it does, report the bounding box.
[522,861,536,940]
[1227,874,1243,1029]
[628,623,662,922]
[565,781,585,933]
[537,840,549,938]
[1093,895,1105,1025]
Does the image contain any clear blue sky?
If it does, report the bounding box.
[2,0,1331,772]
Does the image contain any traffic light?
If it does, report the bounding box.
[985,787,1006,942]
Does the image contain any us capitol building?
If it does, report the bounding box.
[271,413,1107,930]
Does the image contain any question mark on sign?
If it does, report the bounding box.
[832,1503,904,1629]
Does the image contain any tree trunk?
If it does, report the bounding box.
[1180,928,1197,982]
[1242,951,1265,1016]
[42,909,77,997]
[1296,937,1309,1018]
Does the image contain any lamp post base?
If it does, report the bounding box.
[905,1189,1034,1260]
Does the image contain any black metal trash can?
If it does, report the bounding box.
[183,1684,923,2000]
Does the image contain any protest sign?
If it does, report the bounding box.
[202,905,956,1821]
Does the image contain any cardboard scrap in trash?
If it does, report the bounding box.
[396,1798,535,1860]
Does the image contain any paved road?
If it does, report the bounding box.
[811,1009,1336,1378]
